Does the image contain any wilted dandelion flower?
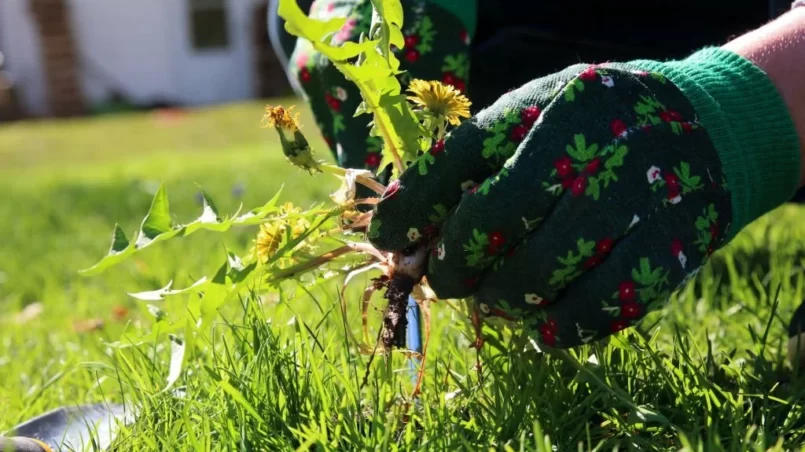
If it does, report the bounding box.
[252,202,311,264]
[407,79,471,126]
[263,105,321,173]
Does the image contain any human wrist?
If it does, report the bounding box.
[622,46,801,238]
[722,6,805,188]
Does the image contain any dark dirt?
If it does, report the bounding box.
[380,274,416,349]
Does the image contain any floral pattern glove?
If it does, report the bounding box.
[287,0,472,174]
[368,63,734,348]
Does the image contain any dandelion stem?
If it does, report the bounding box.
[264,246,354,283]
[436,121,446,141]
[346,241,388,262]
[319,164,386,195]
[264,242,387,284]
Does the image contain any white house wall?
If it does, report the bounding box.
[68,0,178,107]
[0,0,263,116]
[0,0,48,115]
[168,0,258,106]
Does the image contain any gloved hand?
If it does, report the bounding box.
[368,48,802,348]
[286,0,474,174]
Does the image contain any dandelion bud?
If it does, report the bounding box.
[263,105,321,174]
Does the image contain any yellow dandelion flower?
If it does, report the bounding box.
[252,202,312,264]
[255,222,284,263]
[406,79,471,126]
[262,105,321,173]
[279,201,300,213]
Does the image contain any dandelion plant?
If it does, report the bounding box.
[81,0,474,397]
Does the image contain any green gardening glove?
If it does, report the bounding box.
[287,0,475,174]
[368,47,802,348]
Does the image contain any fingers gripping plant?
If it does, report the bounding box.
[81,0,473,396]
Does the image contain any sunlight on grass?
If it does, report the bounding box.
[2,101,805,449]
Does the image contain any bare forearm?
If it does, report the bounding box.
[723,7,805,186]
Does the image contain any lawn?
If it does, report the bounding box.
[3,100,805,450]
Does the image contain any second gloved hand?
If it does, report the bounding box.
[287,0,473,173]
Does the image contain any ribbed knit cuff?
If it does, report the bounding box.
[625,47,801,238]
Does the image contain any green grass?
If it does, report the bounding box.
[3,101,805,450]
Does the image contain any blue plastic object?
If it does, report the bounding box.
[406,294,422,383]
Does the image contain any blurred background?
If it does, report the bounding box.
[2,0,805,442]
[0,0,343,425]
[0,0,291,121]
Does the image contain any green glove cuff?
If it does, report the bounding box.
[426,0,477,38]
[626,47,801,239]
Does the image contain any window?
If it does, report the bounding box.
[188,0,230,50]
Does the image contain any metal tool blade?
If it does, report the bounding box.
[8,403,132,451]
